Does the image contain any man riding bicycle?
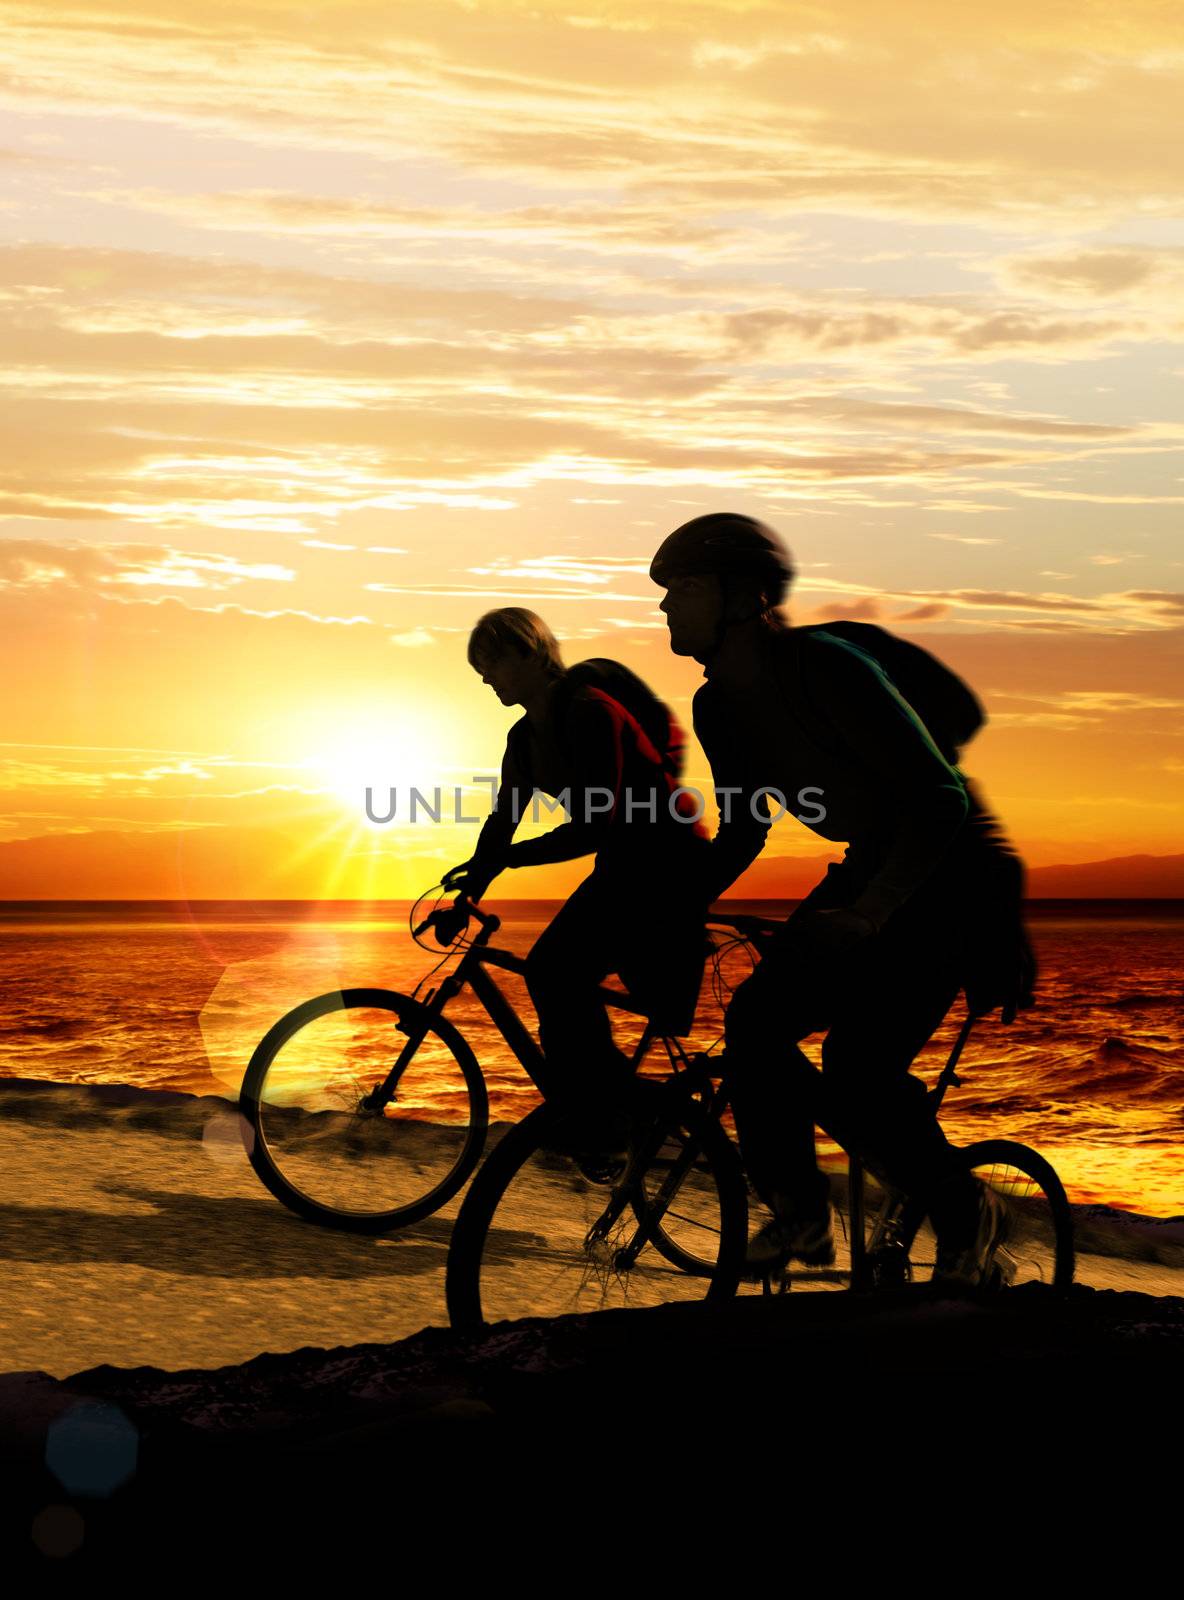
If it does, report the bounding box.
[649,513,1035,1288]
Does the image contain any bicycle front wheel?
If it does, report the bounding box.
[631,1106,735,1279]
[445,1093,748,1331]
[240,988,487,1233]
[898,1139,1075,1292]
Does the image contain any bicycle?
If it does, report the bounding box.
[238,890,746,1323]
[443,909,1076,1329]
[238,896,1073,1326]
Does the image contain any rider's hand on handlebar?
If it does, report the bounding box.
[431,900,471,946]
[442,859,492,904]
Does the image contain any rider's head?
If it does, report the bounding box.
[649,513,794,660]
[467,607,565,707]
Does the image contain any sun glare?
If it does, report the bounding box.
[305,708,448,825]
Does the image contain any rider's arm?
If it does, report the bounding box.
[801,634,970,929]
[464,729,532,894]
[691,685,772,903]
[503,690,626,867]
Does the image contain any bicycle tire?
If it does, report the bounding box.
[630,1098,735,1279]
[898,1138,1075,1292]
[445,1090,748,1331]
[240,987,488,1234]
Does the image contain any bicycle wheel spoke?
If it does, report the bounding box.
[660,1209,719,1235]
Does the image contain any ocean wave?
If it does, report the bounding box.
[3,1017,92,1039]
[0,1072,1178,1234]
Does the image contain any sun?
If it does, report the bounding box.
[306,707,447,827]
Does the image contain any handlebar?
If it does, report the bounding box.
[413,895,501,945]
[706,910,779,942]
[413,894,768,950]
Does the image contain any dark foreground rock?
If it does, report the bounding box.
[4,1284,1181,1568]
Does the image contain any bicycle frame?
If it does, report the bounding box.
[369,902,660,1109]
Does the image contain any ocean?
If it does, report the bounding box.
[1,899,1180,1218]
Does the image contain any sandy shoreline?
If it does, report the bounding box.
[1,1077,1181,1381]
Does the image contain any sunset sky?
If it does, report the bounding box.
[2,1,1182,899]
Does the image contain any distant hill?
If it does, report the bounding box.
[0,827,339,900]
[1025,853,1184,899]
[0,829,1181,899]
[727,852,1184,900]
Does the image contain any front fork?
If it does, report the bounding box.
[359,976,460,1112]
[599,1065,718,1269]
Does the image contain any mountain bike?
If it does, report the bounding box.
[443,910,1075,1329]
[238,892,744,1314]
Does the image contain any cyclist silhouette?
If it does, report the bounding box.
[445,607,710,1166]
[649,513,1035,1287]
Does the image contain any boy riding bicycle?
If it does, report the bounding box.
[444,607,710,1170]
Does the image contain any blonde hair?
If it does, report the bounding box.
[467,608,565,674]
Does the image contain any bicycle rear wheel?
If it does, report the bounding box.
[240,988,487,1233]
[899,1139,1075,1291]
[445,1091,747,1330]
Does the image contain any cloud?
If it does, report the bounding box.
[899,587,1168,625]
[108,552,295,588]
[999,248,1184,302]
[4,0,1183,233]
[364,581,653,604]
[732,389,1133,438]
[929,533,1003,546]
[1123,590,1184,614]
[718,305,1138,363]
[97,187,743,264]
[987,687,1184,728]
[0,540,294,592]
[0,243,587,339]
[797,571,1184,632]
[0,238,1167,543]
[812,597,883,621]
[894,602,951,621]
[468,554,651,587]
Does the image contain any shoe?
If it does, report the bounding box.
[744,1206,836,1276]
[932,1182,1014,1292]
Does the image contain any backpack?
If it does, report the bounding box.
[790,622,984,763]
[560,657,688,779]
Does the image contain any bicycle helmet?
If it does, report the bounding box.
[648,512,794,604]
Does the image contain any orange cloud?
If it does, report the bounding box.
[2,1,1182,893]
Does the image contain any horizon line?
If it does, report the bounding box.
[2,896,1182,907]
